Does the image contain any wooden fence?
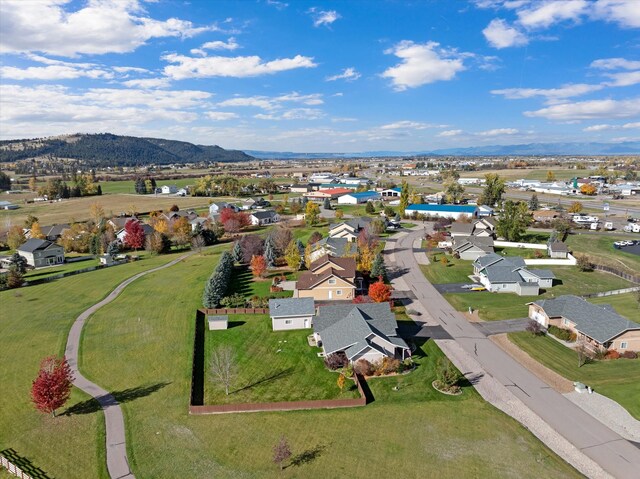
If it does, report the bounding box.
[592,264,640,284]
[0,451,50,479]
[0,456,32,479]
[189,310,368,415]
[200,307,268,315]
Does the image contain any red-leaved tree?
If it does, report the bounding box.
[31,356,74,417]
[368,277,392,303]
[124,219,145,250]
[220,208,250,234]
[250,254,267,278]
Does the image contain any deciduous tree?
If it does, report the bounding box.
[479,173,505,207]
[273,436,292,471]
[29,222,45,240]
[89,202,105,225]
[7,225,26,250]
[251,254,267,278]
[308,231,323,245]
[209,346,237,396]
[580,184,597,196]
[443,179,464,204]
[337,373,346,392]
[369,278,392,303]
[568,201,583,213]
[31,356,73,417]
[124,219,145,251]
[399,180,410,213]
[496,201,532,242]
[335,209,344,219]
[305,201,321,226]
[239,235,264,264]
[546,171,556,182]
[284,240,302,270]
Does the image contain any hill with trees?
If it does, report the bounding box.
[0,133,254,166]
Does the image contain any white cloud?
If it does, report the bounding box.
[477,128,519,136]
[325,67,361,82]
[590,57,640,70]
[524,98,640,120]
[592,0,640,28]
[121,78,171,89]
[482,18,528,48]
[491,83,604,103]
[197,37,240,52]
[162,53,316,80]
[309,8,341,27]
[205,111,238,120]
[254,108,324,121]
[266,0,289,10]
[583,121,640,131]
[516,1,588,29]
[602,70,640,87]
[218,92,323,111]
[380,121,438,130]
[0,65,113,81]
[0,0,214,57]
[381,41,466,91]
[438,129,463,137]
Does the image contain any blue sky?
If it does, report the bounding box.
[1,0,639,152]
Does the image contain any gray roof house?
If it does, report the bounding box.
[473,253,555,296]
[17,238,65,268]
[328,217,373,241]
[313,303,410,364]
[249,210,280,226]
[26,223,70,241]
[308,237,358,263]
[449,218,496,239]
[452,236,494,261]
[528,295,640,352]
[269,298,315,331]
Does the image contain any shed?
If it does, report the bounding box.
[207,315,229,330]
[547,241,569,259]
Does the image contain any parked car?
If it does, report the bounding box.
[461,284,476,289]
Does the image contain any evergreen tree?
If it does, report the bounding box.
[528,193,539,211]
[106,240,119,257]
[96,184,102,196]
[232,240,243,263]
[370,252,387,280]
[89,234,102,255]
[264,236,277,268]
[10,253,27,274]
[365,201,375,214]
[399,180,410,214]
[323,197,332,210]
[296,239,305,257]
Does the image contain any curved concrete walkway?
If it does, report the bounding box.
[65,253,193,479]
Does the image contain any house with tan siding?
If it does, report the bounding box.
[295,255,357,300]
[528,295,640,353]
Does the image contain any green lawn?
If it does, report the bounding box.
[75,253,582,478]
[589,293,640,324]
[204,314,358,404]
[494,247,546,260]
[229,266,294,299]
[0,250,196,479]
[444,267,633,321]
[421,256,473,284]
[24,258,101,281]
[566,233,640,276]
[99,178,195,195]
[509,332,640,420]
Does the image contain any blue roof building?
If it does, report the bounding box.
[337,190,382,204]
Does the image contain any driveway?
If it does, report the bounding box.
[433,282,478,294]
[473,318,531,336]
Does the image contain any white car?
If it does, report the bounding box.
[461,284,476,289]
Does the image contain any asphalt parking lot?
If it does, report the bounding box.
[614,242,640,256]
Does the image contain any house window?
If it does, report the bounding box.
[285,320,292,325]
[328,279,336,285]
[562,318,569,326]
[620,341,628,349]
[336,290,342,295]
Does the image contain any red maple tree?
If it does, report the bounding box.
[31,356,74,417]
[124,219,146,250]
[220,208,250,234]
[250,254,267,278]
[368,277,392,303]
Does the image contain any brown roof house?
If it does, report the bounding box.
[449,218,496,239]
[528,295,640,353]
[533,210,562,222]
[296,255,358,301]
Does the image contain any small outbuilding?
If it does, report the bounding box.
[547,241,569,259]
[269,298,315,331]
[207,315,229,331]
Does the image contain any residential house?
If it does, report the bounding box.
[405,204,479,220]
[313,302,410,363]
[116,222,155,243]
[449,218,495,239]
[473,253,555,296]
[328,217,372,242]
[208,202,238,216]
[528,295,640,353]
[547,241,569,259]
[107,217,136,232]
[308,237,357,263]
[162,210,198,224]
[159,185,178,194]
[26,223,70,241]
[296,255,357,300]
[177,187,189,197]
[269,298,316,331]
[189,217,209,232]
[337,191,382,205]
[477,205,494,217]
[249,210,280,226]
[533,210,562,223]
[17,238,65,268]
[241,197,270,210]
[452,236,495,261]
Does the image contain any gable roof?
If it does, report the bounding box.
[39,223,70,237]
[453,236,494,253]
[18,238,61,253]
[531,295,640,343]
[329,216,372,232]
[296,268,355,290]
[449,223,474,235]
[318,187,353,195]
[548,241,569,252]
[474,253,553,284]
[312,237,357,257]
[250,210,278,220]
[313,303,408,360]
[310,255,356,276]
[343,191,380,199]
[269,298,315,318]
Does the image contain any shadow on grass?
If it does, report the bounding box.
[357,374,375,405]
[230,266,252,296]
[0,448,52,479]
[63,382,171,415]
[228,321,246,329]
[459,372,484,387]
[231,368,294,395]
[287,444,326,468]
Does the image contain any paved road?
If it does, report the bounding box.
[65,253,193,479]
[473,318,531,336]
[390,228,640,478]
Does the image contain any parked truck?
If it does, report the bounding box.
[623,223,640,233]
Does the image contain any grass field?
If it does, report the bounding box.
[509,332,640,420]
[229,266,294,299]
[589,293,640,324]
[23,257,101,280]
[99,178,195,195]
[420,256,472,284]
[204,314,359,404]
[566,233,640,276]
[444,267,633,321]
[0,250,194,479]
[75,251,582,478]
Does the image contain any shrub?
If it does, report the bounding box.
[324,352,348,370]
[576,254,594,272]
[248,295,269,308]
[605,350,620,360]
[534,250,544,259]
[548,325,574,342]
[353,359,374,376]
[352,295,372,303]
[621,350,638,359]
[220,293,246,308]
[380,357,400,375]
[435,357,462,393]
[526,320,544,336]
